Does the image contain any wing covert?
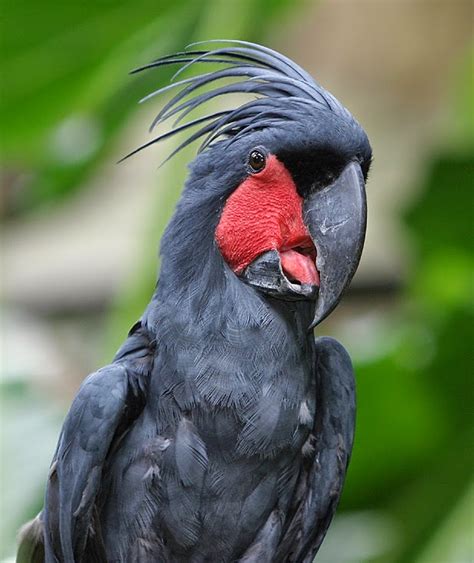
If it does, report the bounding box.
[42,323,152,563]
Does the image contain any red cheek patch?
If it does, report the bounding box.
[216,154,317,284]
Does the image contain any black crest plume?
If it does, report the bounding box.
[123,40,352,162]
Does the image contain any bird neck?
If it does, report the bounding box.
[144,238,315,362]
[142,162,315,361]
[141,193,316,430]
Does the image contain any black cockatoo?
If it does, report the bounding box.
[18,41,371,563]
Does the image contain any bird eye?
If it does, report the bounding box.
[248,150,266,173]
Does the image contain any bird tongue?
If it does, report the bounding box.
[280,249,320,286]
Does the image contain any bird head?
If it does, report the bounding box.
[128,41,372,328]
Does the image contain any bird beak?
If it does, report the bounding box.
[304,162,367,328]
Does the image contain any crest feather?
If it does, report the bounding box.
[122,40,351,162]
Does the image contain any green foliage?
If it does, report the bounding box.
[0,0,295,214]
[343,148,474,561]
[0,382,62,557]
[326,43,474,558]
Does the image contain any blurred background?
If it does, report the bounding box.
[1,0,473,561]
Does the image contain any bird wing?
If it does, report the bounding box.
[275,336,356,563]
[17,514,45,563]
[39,323,152,563]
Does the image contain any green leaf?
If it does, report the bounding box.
[1,0,206,213]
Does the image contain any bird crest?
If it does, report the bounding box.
[124,40,352,162]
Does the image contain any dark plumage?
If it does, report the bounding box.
[18,40,371,562]
[124,40,354,162]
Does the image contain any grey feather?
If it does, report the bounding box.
[16,516,45,563]
[42,323,153,562]
[274,336,356,562]
[122,40,351,162]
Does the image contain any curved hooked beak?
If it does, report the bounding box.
[305,161,367,328]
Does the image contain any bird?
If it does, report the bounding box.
[17,40,372,563]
